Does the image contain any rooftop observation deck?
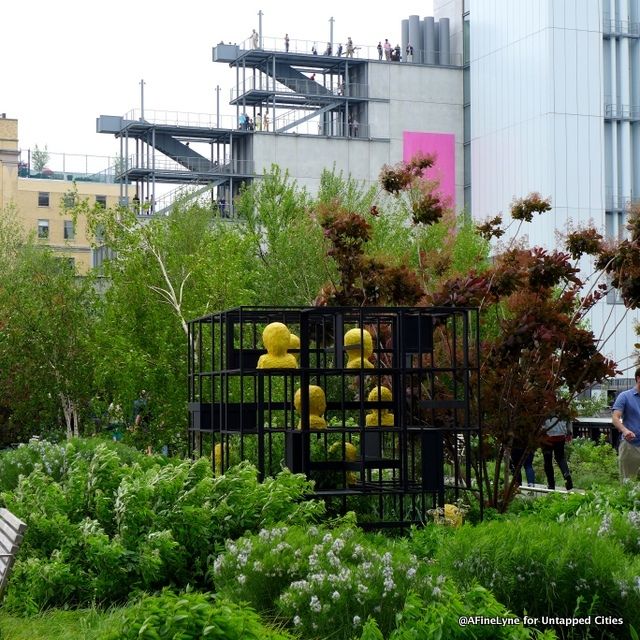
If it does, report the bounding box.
[17,149,116,184]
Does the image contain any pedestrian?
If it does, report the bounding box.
[394,44,401,61]
[336,43,343,57]
[312,43,318,55]
[256,112,262,130]
[541,417,573,490]
[219,197,227,217]
[325,42,332,56]
[132,192,140,213]
[251,29,259,49]
[613,367,640,480]
[406,43,414,62]
[346,37,354,57]
[384,38,391,60]
[285,33,290,52]
[510,445,536,487]
[263,112,270,131]
[352,117,359,137]
[377,41,383,60]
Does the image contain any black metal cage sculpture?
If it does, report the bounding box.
[188,306,481,528]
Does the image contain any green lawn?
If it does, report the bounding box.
[0,608,120,640]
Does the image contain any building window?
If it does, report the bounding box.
[96,195,107,208]
[38,192,50,207]
[37,219,49,239]
[64,220,75,240]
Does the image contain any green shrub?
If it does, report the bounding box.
[357,588,555,639]
[211,516,434,639]
[100,590,292,640]
[437,517,640,636]
[1,445,323,613]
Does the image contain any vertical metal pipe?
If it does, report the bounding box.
[402,19,409,62]
[439,18,450,65]
[424,17,435,64]
[140,78,145,120]
[408,15,421,62]
[258,9,263,48]
[329,16,334,51]
[216,85,220,128]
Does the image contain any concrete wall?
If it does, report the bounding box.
[252,62,464,203]
[252,133,391,193]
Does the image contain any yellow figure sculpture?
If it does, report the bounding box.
[344,327,374,368]
[294,385,327,429]
[257,322,298,369]
[289,332,300,363]
[329,441,358,484]
[365,385,394,427]
[213,443,222,475]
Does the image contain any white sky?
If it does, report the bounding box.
[2,0,434,169]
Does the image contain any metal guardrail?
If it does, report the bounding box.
[231,76,368,101]
[120,155,254,175]
[602,18,640,36]
[122,109,238,130]
[237,34,463,66]
[604,193,640,211]
[18,150,115,183]
[272,117,371,138]
[604,103,640,119]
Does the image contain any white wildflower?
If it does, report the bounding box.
[293,615,302,626]
[332,590,340,601]
[353,615,362,626]
[237,574,246,585]
[310,595,322,613]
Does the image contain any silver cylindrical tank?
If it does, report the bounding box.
[439,17,450,65]
[408,15,421,63]
[424,16,435,65]
[402,19,409,62]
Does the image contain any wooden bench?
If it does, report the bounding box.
[0,508,27,598]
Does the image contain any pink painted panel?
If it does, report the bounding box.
[403,131,456,207]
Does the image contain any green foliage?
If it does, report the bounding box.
[100,590,292,640]
[0,441,322,613]
[565,437,619,486]
[437,516,640,634]
[80,197,258,450]
[236,164,329,305]
[358,588,553,640]
[31,144,50,173]
[211,517,432,639]
[0,238,96,440]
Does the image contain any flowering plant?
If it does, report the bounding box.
[211,516,435,639]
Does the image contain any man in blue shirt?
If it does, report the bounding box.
[612,368,640,479]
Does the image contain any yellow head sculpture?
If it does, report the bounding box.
[289,332,300,362]
[294,385,327,429]
[328,441,359,485]
[365,385,395,427]
[257,322,298,369]
[344,327,374,369]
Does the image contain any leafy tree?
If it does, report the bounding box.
[67,193,258,449]
[236,165,330,305]
[315,156,618,512]
[0,217,96,440]
[31,144,50,173]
